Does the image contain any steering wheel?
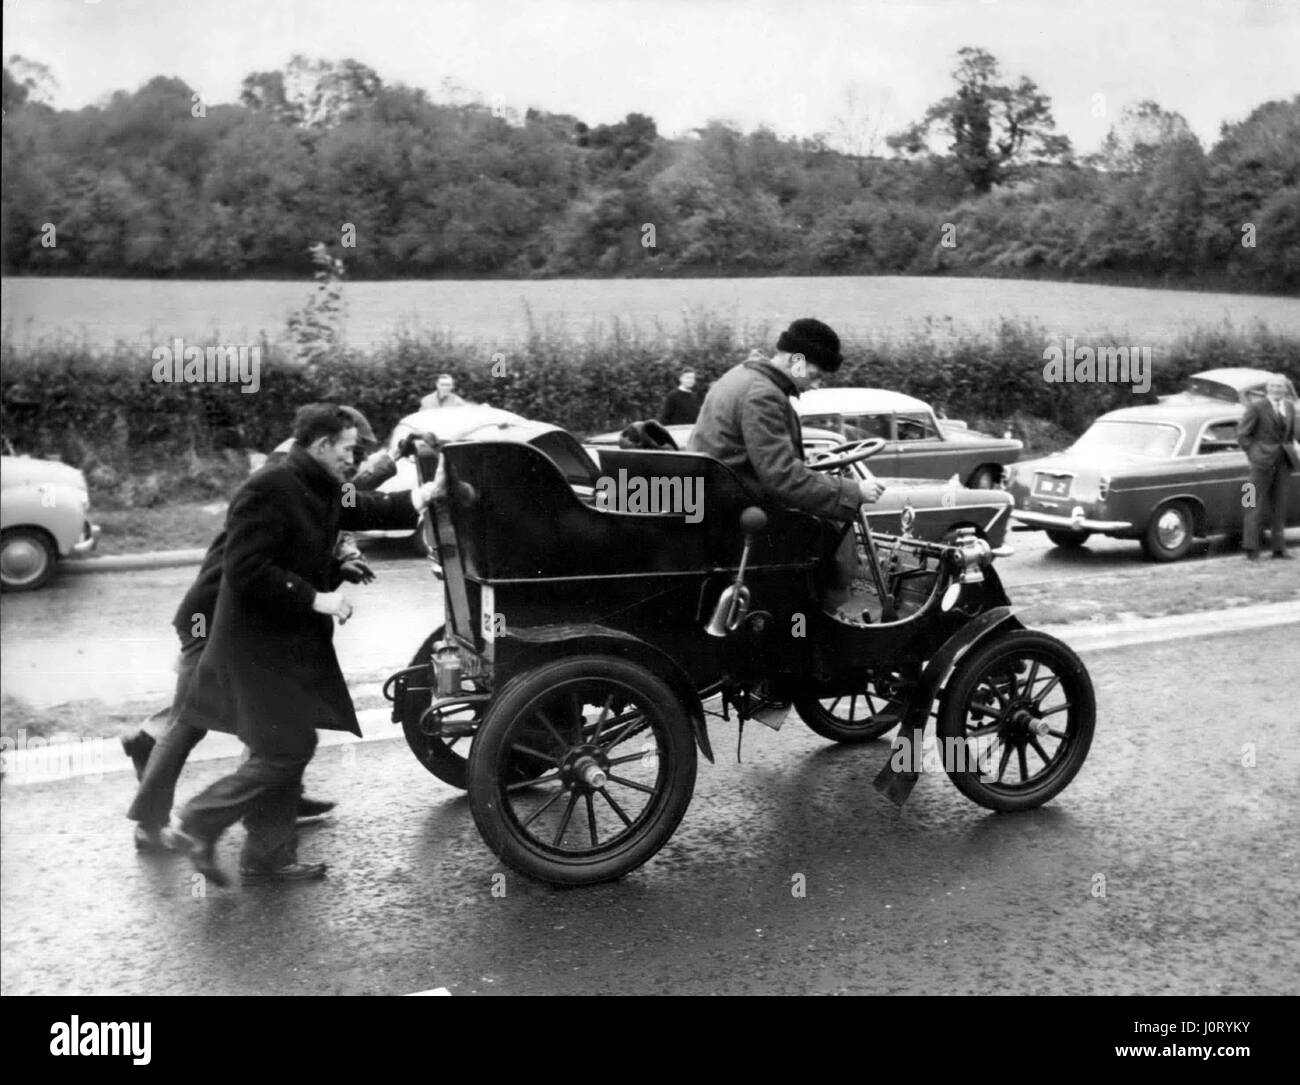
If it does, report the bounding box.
[807,437,887,472]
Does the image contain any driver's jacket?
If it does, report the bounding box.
[688,360,861,523]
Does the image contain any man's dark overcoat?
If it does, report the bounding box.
[180,444,417,756]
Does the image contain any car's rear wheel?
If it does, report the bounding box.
[967,466,1000,490]
[1140,502,1194,562]
[400,631,477,788]
[0,528,57,592]
[1045,529,1091,549]
[468,655,697,886]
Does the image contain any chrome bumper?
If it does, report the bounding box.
[1011,509,1132,533]
[71,522,101,556]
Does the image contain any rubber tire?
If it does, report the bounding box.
[1140,502,1194,562]
[795,685,903,743]
[468,655,697,886]
[0,528,57,592]
[967,466,999,490]
[937,629,1095,812]
[399,628,477,789]
[1045,529,1091,549]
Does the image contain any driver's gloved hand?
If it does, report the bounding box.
[337,557,376,584]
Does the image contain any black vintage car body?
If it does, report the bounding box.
[386,420,1096,885]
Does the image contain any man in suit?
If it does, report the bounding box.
[165,404,440,886]
[1238,373,1298,560]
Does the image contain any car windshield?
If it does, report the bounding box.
[1071,420,1182,459]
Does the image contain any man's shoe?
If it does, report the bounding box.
[1273,550,1293,560]
[296,796,336,821]
[133,824,173,853]
[121,730,157,782]
[161,824,229,888]
[240,862,328,885]
[1244,550,1260,561]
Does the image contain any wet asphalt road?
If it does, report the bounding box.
[3,626,1297,996]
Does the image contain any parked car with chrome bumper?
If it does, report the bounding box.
[1007,368,1300,561]
[793,387,1022,489]
[1,454,100,590]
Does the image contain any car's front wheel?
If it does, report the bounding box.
[0,527,57,592]
[967,466,1000,490]
[1141,502,1194,562]
[937,629,1095,812]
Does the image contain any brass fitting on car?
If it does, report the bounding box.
[948,527,993,583]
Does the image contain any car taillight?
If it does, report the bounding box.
[1098,475,1110,500]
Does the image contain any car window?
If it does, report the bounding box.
[894,413,940,441]
[1072,420,1182,459]
[1196,420,1241,455]
[843,413,892,441]
[801,413,844,436]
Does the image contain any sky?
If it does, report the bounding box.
[4,0,1298,154]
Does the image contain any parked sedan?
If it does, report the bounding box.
[1007,368,1300,561]
[583,423,1013,548]
[793,387,1022,489]
[1,453,100,590]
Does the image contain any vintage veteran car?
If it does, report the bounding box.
[1,451,100,591]
[386,418,1094,885]
[584,423,1014,548]
[793,387,1023,489]
[1007,368,1300,561]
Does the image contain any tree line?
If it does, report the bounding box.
[2,49,1296,290]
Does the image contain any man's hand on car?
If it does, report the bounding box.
[858,478,886,503]
[411,457,448,513]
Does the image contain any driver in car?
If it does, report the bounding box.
[688,317,885,618]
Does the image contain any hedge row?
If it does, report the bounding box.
[3,316,1298,473]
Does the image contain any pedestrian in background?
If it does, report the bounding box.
[1238,373,1298,560]
[420,373,466,410]
[659,369,701,426]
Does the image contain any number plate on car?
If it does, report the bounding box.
[1034,474,1071,498]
